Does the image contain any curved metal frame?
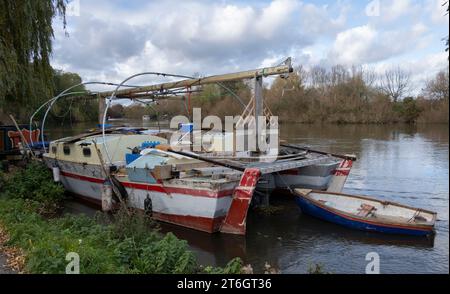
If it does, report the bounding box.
[100,72,248,164]
[29,91,87,144]
[34,73,247,163]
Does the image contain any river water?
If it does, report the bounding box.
[48,121,449,274]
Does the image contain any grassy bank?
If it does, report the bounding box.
[0,163,243,274]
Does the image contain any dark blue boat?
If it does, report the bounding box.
[294,189,436,236]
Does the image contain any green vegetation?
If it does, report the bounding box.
[1,162,65,215]
[264,66,449,124]
[50,70,98,123]
[0,1,66,120]
[0,1,98,123]
[0,163,243,274]
[202,258,244,274]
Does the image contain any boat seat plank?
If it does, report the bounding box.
[357,204,376,217]
[295,188,312,196]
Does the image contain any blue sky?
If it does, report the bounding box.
[52,0,449,93]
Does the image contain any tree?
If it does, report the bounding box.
[379,66,411,102]
[108,104,125,118]
[399,97,422,124]
[53,69,85,94]
[423,69,449,101]
[0,0,67,119]
[309,66,329,89]
[49,70,99,123]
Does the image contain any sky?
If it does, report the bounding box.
[51,0,449,93]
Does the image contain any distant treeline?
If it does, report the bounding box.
[116,65,449,125]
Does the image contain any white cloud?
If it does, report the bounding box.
[381,0,415,22]
[328,25,379,65]
[256,0,299,38]
[50,0,446,93]
[53,0,348,86]
[371,51,448,94]
[403,52,448,87]
[328,22,430,65]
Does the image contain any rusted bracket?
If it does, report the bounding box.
[220,168,261,235]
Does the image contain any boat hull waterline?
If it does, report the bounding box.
[59,170,235,233]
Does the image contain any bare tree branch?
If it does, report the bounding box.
[379,66,411,102]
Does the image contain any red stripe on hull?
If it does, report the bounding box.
[61,171,104,184]
[60,171,234,198]
[333,169,350,176]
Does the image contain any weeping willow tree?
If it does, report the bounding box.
[0,0,67,121]
[51,69,98,123]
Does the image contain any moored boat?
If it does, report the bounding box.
[294,189,436,236]
[37,60,357,235]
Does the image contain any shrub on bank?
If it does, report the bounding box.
[0,163,243,274]
[1,162,65,214]
[0,198,201,273]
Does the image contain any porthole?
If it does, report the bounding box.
[51,146,57,154]
[63,145,70,155]
[83,147,91,157]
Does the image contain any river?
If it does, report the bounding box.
[48,121,449,274]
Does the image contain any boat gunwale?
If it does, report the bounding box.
[295,189,437,230]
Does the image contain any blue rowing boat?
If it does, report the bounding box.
[294,189,436,236]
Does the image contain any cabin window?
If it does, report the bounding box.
[83,147,91,157]
[51,146,57,154]
[63,145,71,155]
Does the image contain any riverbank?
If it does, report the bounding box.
[0,163,244,274]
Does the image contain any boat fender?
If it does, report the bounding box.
[102,180,113,212]
[144,194,152,216]
[110,175,128,201]
[52,166,61,182]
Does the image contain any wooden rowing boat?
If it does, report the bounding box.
[295,189,437,236]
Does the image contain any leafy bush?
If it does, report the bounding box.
[1,162,64,213]
[0,164,242,274]
[202,257,243,274]
[396,97,422,124]
[0,198,226,274]
[107,204,159,242]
